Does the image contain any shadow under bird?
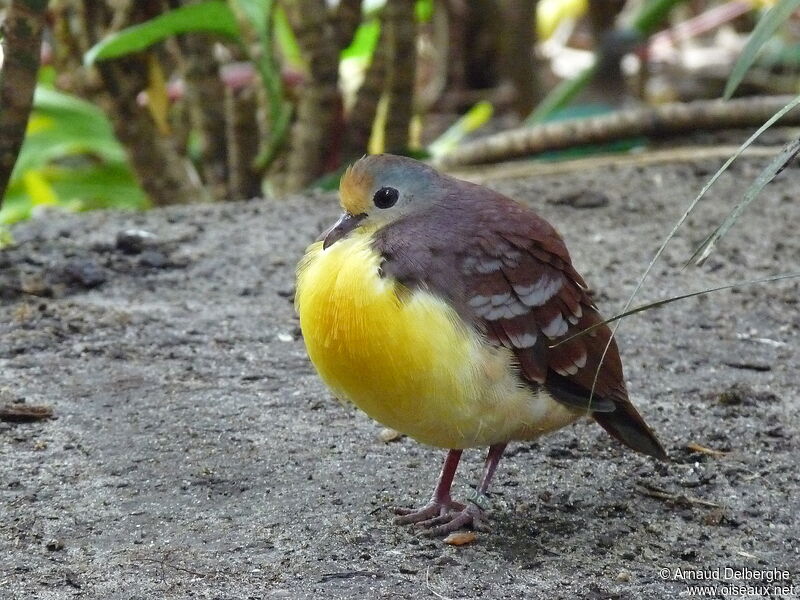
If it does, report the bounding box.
[296,154,667,536]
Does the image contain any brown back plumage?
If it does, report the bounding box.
[373,172,667,460]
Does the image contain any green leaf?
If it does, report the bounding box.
[2,163,147,224]
[3,86,146,223]
[428,101,493,159]
[341,19,381,59]
[84,1,239,65]
[415,0,434,22]
[37,65,56,86]
[526,66,595,125]
[13,87,127,176]
[0,226,14,249]
[274,5,303,68]
[630,0,685,33]
[44,164,149,211]
[724,0,800,99]
[232,0,271,39]
[688,137,800,266]
[33,85,111,116]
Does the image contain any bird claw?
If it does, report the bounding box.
[394,494,492,536]
[393,498,465,525]
[423,502,492,537]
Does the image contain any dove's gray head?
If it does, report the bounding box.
[323,154,450,248]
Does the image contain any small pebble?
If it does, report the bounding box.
[20,275,49,296]
[116,229,157,254]
[378,428,402,443]
[616,570,631,582]
[139,250,168,268]
[63,260,106,288]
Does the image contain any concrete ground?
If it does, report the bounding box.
[1,145,798,599]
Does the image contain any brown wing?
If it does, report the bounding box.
[460,218,667,460]
[372,188,666,460]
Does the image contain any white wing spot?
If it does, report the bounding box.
[484,305,517,320]
[476,258,503,273]
[481,299,528,321]
[555,362,579,376]
[490,292,511,307]
[508,331,537,348]
[542,314,568,338]
[509,302,529,317]
[468,295,490,308]
[514,275,562,307]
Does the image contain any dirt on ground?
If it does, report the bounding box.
[1,139,798,599]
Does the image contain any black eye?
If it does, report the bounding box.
[373,187,399,209]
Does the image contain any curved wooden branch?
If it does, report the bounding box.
[441,96,800,167]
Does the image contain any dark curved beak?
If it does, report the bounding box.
[322,212,367,249]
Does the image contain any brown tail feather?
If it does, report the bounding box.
[593,402,668,461]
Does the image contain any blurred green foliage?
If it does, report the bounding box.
[2,0,798,230]
[1,80,147,225]
[83,1,239,65]
[341,18,381,60]
[724,0,800,99]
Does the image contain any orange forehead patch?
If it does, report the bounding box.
[339,163,373,215]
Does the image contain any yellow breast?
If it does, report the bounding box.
[295,232,581,448]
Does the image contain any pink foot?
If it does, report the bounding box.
[394,492,492,536]
[394,498,465,524]
[421,503,492,536]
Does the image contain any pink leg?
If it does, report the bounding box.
[396,444,508,536]
[394,449,465,524]
[476,443,506,496]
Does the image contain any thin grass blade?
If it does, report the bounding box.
[586,92,800,403]
[552,271,800,347]
[724,0,800,99]
[688,137,800,266]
